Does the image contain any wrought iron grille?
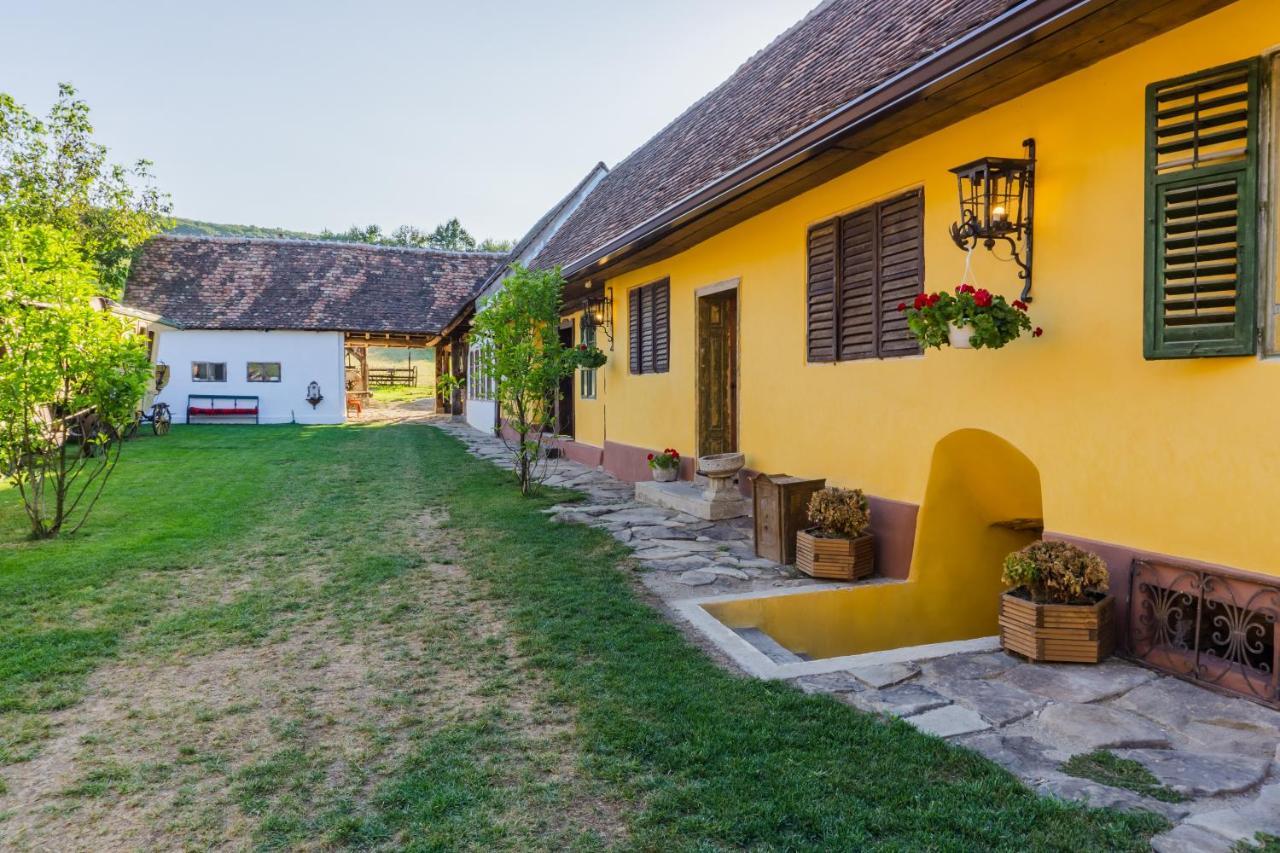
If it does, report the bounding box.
[1130,559,1279,708]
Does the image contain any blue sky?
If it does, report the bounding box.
[5,0,817,242]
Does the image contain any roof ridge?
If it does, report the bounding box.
[151,233,509,259]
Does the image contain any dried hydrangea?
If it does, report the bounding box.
[1001,540,1109,604]
[806,487,871,539]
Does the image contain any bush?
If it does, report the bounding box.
[1002,540,1109,604]
[806,488,870,539]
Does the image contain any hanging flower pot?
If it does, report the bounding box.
[947,321,974,349]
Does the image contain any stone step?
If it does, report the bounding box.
[734,628,807,664]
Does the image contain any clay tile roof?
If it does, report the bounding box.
[123,235,505,335]
[535,0,1023,272]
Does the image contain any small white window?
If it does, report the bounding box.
[247,362,281,382]
[192,361,226,382]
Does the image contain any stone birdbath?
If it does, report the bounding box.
[698,452,746,504]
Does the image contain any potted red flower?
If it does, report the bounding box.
[899,285,1040,350]
[572,343,608,370]
[647,448,680,482]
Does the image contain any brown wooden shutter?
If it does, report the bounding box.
[806,220,838,362]
[629,286,643,374]
[640,285,656,374]
[652,279,670,373]
[876,189,924,357]
[837,208,876,360]
[1145,60,1259,358]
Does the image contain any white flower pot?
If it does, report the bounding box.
[652,466,677,482]
[948,321,974,349]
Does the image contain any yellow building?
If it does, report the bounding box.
[451,0,1280,701]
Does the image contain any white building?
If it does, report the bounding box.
[123,235,502,424]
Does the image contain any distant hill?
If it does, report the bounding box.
[167,217,323,241]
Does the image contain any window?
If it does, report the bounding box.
[247,362,281,382]
[192,361,226,382]
[1145,59,1261,358]
[628,278,670,374]
[468,342,494,400]
[806,189,923,362]
[580,321,597,399]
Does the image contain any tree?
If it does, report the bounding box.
[0,84,171,298]
[470,264,578,495]
[477,237,514,253]
[425,217,476,251]
[0,223,152,538]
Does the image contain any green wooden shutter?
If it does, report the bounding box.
[1145,59,1260,359]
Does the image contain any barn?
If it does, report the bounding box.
[123,235,502,424]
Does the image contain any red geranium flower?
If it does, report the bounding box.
[1012,299,1028,312]
[897,302,907,312]
[579,343,587,350]
[974,289,992,308]
[913,293,929,310]
[647,453,654,461]
[956,283,976,295]
[927,293,941,307]
[1033,327,1044,338]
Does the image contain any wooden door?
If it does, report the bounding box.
[697,289,737,456]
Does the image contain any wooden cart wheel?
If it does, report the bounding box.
[152,404,171,436]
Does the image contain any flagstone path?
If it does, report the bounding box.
[431,416,1280,851]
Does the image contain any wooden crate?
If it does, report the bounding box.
[999,593,1115,663]
[795,529,874,581]
[752,474,825,564]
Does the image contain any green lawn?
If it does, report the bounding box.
[369,384,434,404]
[0,423,1164,849]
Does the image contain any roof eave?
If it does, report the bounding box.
[558,0,1118,281]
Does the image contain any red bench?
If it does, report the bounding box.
[186,395,260,423]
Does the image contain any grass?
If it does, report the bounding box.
[0,422,1168,849]
[369,384,433,404]
[1060,751,1187,804]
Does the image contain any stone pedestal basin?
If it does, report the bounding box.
[698,452,746,502]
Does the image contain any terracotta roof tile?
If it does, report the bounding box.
[535,0,1022,272]
[124,235,504,335]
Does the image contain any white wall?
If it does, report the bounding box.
[154,329,346,424]
[466,397,497,433]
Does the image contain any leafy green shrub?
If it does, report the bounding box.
[806,488,871,539]
[1002,540,1109,604]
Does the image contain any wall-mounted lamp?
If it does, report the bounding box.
[948,138,1036,302]
[582,284,614,349]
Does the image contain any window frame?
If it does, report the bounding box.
[1264,51,1279,356]
[628,278,670,375]
[191,361,227,382]
[579,321,597,399]
[246,361,282,383]
[805,188,924,363]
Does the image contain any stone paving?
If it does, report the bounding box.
[431,416,1280,851]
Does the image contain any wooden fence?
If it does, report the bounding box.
[367,367,418,387]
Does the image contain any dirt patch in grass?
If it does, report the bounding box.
[0,506,627,850]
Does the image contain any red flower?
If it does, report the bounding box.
[956,283,976,295]
[1012,299,1028,312]
[927,293,941,307]
[913,293,929,310]
[579,344,587,350]
[647,453,654,461]
[1033,327,1044,338]
[974,289,992,308]
[897,302,907,312]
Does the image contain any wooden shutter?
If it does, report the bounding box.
[806,220,838,362]
[629,286,643,374]
[651,279,670,373]
[1145,60,1260,358]
[837,209,877,360]
[876,190,924,357]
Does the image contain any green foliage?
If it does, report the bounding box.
[807,487,871,538]
[434,372,463,403]
[1061,751,1187,803]
[167,218,317,241]
[0,223,151,537]
[1002,540,1110,604]
[569,343,607,370]
[314,217,507,252]
[0,84,171,298]
[470,264,576,495]
[902,284,1036,350]
[647,448,680,471]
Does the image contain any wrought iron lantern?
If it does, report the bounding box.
[305,381,324,409]
[948,138,1036,302]
[582,284,614,348]
[153,361,171,392]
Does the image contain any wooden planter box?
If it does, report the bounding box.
[999,592,1115,663]
[795,529,874,581]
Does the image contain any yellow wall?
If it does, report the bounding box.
[575,0,1280,578]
